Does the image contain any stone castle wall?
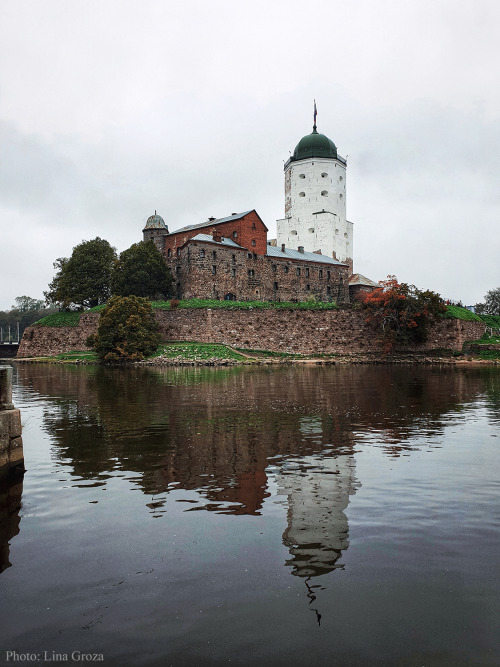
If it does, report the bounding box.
[17,309,485,358]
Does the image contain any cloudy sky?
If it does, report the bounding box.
[1,0,499,310]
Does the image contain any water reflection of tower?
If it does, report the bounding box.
[276,417,358,578]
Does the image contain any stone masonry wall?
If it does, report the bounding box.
[18,309,486,358]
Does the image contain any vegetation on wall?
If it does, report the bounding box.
[360,276,447,353]
[86,295,161,362]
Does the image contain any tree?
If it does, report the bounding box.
[44,238,117,310]
[111,240,173,299]
[360,276,447,353]
[13,296,45,312]
[477,287,500,315]
[86,295,161,362]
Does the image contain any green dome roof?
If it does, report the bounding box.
[144,211,166,229]
[292,126,337,161]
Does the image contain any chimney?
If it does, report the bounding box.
[281,243,286,253]
[208,216,216,222]
[298,246,304,253]
[212,228,221,243]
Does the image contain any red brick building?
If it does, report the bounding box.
[143,210,349,303]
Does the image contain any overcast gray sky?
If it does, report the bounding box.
[1,0,499,310]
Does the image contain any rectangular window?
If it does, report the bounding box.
[274,282,278,290]
[327,271,331,281]
[319,269,323,278]
[231,268,236,277]
[284,265,289,274]
[199,249,205,258]
[232,254,236,263]
[212,265,216,275]
[272,264,277,272]
[212,251,217,260]
[296,267,301,276]
[305,268,310,277]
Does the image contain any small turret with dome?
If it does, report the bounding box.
[143,210,168,248]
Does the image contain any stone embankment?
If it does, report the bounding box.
[0,367,24,478]
[17,308,486,359]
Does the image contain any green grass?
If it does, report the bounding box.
[441,305,483,321]
[479,314,500,328]
[151,298,338,311]
[54,350,98,361]
[32,311,82,327]
[154,342,246,361]
[477,349,500,360]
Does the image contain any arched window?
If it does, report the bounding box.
[299,192,306,197]
[321,190,328,197]
[167,248,172,257]
[291,230,297,235]
[308,228,315,233]
[299,173,306,179]
[321,172,328,178]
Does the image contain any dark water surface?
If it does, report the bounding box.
[1,363,499,666]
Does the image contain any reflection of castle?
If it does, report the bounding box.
[276,417,358,578]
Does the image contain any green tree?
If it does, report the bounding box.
[13,296,45,312]
[44,238,117,310]
[478,287,500,315]
[86,295,161,362]
[111,240,173,299]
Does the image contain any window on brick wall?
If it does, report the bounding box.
[319,269,323,278]
[296,267,301,276]
[327,271,331,281]
[252,222,256,229]
[176,266,180,274]
[233,231,237,238]
[253,254,257,260]
[306,284,310,291]
[212,265,216,275]
[167,248,172,257]
[272,264,277,272]
[274,282,278,290]
[284,265,289,274]
[231,268,236,277]
[305,268,310,277]
[248,269,255,277]
[199,249,205,258]
[248,253,252,259]
[212,250,217,260]
[176,248,180,256]
[232,254,236,263]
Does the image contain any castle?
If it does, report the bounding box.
[143,114,374,302]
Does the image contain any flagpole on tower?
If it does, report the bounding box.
[313,100,317,131]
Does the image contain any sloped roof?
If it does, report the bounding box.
[190,234,242,248]
[174,211,258,234]
[267,245,346,266]
[349,273,378,287]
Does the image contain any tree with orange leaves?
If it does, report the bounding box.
[359,276,446,354]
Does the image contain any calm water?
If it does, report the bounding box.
[1,363,499,666]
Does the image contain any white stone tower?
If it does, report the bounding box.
[276,110,353,270]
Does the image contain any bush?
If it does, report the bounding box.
[86,295,161,362]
